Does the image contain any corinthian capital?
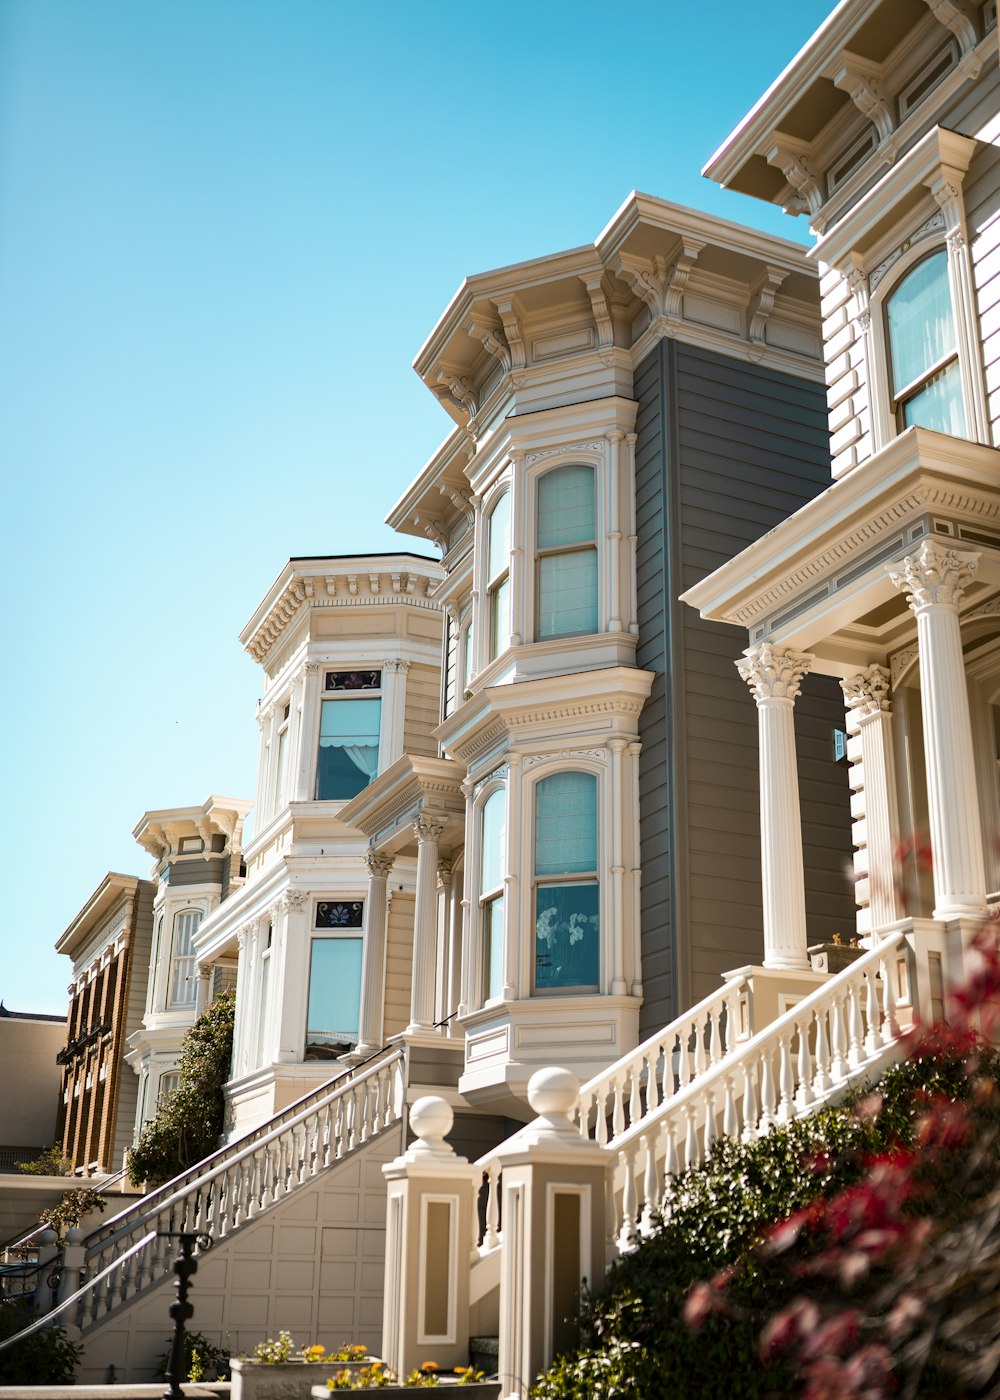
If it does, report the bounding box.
[841,665,892,719]
[413,813,448,844]
[737,644,813,702]
[364,849,395,880]
[887,540,979,611]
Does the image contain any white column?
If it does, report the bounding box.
[606,431,624,633]
[293,662,321,801]
[355,851,394,1057]
[841,666,904,932]
[381,658,411,769]
[231,921,255,1078]
[458,778,475,1018]
[194,964,212,1017]
[888,541,988,919]
[627,740,643,998]
[445,869,463,1034]
[509,451,526,647]
[625,432,639,636]
[435,859,452,1023]
[408,815,448,1033]
[608,739,627,995]
[470,494,485,677]
[276,889,309,1061]
[503,756,521,1002]
[737,643,814,971]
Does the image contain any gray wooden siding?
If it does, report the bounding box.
[635,338,855,1037]
[403,664,440,758]
[165,857,224,888]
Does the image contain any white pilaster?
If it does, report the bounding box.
[381,659,411,769]
[293,662,321,801]
[503,756,521,1002]
[625,432,639,637]
[608,739,627,995]
[841,666,904,932]
[509,451,526,647]
[737,643,813,971]
[275,889,309,1061]
[355,851,394,1057]
[627,739,643,997]
[458,778,475,1018]
[606,430,624,633]
[408,815,448,1033]
[888,541,987,919]
[435,859,452,1024]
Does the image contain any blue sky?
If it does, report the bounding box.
[1,0,834,1015]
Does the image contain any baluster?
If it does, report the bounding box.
[611,1074,625,1140]
[795,1016,814,1112]
[676,1025,691,1088]
[371,1072,384,1136]
[813,1005,831,1095]
[640,1134,658,1236]
[702,1092,717,1157]
[605,1163,618,1258]
[349,1085,361,1152]
[709,1008,723,1066]
[692,1015,707,1079]
[628,1066,643,1132]
[277,1128,290,1193]
[333,1094,345,1158]
[595,1086,608,1148]
[777,1032,796,1123]
[482,1161,501,1252]
[829,989,848,1081]
[741,1061,759,1141]
[662,1122,679,1216]
[646,1048,661,1113]
[864,969,882,1055]
[299,1120,311,1181]
[759,1048,777,1131]
[847,978,864,1068]
[577,1091,591,1140]
[661,1039,675,1100]
[684,1105,700,1170]
[725,987,742,1052]
[881,950,900,1039]
[363,1078,376,1142]
[722,1075,739,1139]
[619,1147,638,1251]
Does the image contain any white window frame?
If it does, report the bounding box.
[533,463,599,642]
[484,488,512,665]
[527,765,603,998]
[315,674,384,802]
[477,783,507,1006]
[304,898,365,1058]
[167,909,202,1009]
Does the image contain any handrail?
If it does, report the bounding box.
[610,930,906,1159]
[0,1164,130,1260]
[85,1046,406,1263]
[86,1041,398,1250]
[0,1231,156,1355]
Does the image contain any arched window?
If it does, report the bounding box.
[479,788,506,1002]
[486,492,511,662]
[168,910,202,1008]
[886,250,965,434]
[533,771,599,992]
[536,466,597,639]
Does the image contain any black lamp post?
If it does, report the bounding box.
[159,1230,213,1399]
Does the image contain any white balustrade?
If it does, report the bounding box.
[75,1049,405,1330]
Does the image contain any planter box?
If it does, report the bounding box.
[231,1357,373,1400]
[312,1385,500,1397]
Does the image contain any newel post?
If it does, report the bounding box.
[382,1096,477,1380]
[494,1068,609,1400]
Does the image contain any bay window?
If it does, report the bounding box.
[305,900,364,1059]
[533,771,599,992]
[486,492,511,662]
[536,466,598,639]
[316,671,382,800]
[886,249,965,435]
[167,910,201,1008]
[479,788,506,1002]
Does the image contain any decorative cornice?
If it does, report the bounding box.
[737,644,813,702]
[522,747,609,768]
[525,440,605,467]
[747,265,789,346]
[841,665,892,718]
[887,540,980,611]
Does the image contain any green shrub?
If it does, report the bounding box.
[530,1047,998,1399]
[0,1303,82,1383]
[38,1187,107,1243]
[128,993,234,1186]
[156,1328,230,1381]
[16,1145,72,1177]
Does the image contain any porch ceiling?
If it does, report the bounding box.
[337,754,466,854]
[680,426,1000,674]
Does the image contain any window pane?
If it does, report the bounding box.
[887,251,956,394]
[537,466,595,549]
[317,698,381,800]
[489,576,510,660]
[487,492,510,582]
[480,789,506,895]
[273,725,289,809]
[305,938,363,1058]
[168,911,201,1007]
[538,548,598,638]
[483,895,504,1001]
[535,772,597,876]
[256,955,271,1068]
[902,358,966,435]
[535,882,599,989]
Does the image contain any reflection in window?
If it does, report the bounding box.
[480,788,506,1001]
[886,250,965,434]
[536,466,598,638]
[486,493,511,662]
[533,772,599,991]
[168,910,202,1008]
[305,937,363,1059]
[316,697,381,800]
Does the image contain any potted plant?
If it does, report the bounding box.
[231,1334,376,1400]
[314,1359,501,1394]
